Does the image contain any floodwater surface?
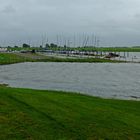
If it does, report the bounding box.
[0,62,140,100]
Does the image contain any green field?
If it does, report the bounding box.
[0,86,140,140]
[33,46,140,52]
[37,56,123,63]
[74,47,140,52]
[0,53,33,65]
[0,53,124,65]
[7,45,140,52]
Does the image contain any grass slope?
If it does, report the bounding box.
[0,53,33,65]
[37,47,140,52]
[74,47,140,52]
[0,87,140,140]
[37,56,123,63]
[0,53,123,65]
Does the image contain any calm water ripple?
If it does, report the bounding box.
[0,62,140,100]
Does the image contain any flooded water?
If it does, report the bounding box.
[116,52,140,62]
[0,62,140,100]
[41,52,140,62]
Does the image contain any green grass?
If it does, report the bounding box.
[37,56,123,63]
[37,46,140,52]
[7,45,140,52]
[0,53,124,65]
[0,53,33,65]
[0,87,140,140]
[74,47,140,52]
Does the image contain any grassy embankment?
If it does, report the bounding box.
[34,46,140,52]
[0,53,124,65]
[74,47,140,52]
[0,86,140,140]
[37,56,123,63]
[0,53,33,65]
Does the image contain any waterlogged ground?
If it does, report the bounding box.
[41,52,140,62]
[0,62,140,100]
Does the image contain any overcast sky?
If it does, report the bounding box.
[0,0,140,47]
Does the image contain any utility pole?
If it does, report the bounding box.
[84,36,89,47]
[94,36,97,47]
[73,34,76,47]
[91,34,94,47]
[56,35,59,46]
[97,38,100,47]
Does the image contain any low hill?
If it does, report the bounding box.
[0,87,140,139]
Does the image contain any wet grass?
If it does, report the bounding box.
[0,53,123,65]
[37,56,123,63]
[41,46,140,52]
[0,87,140,140]
[0,53,33,65]
[74,47,140,52]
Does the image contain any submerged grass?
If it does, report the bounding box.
[37,56,123,63]
[0,87,140,140]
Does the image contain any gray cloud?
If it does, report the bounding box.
[1,5,16,14]
[0,0,140,46]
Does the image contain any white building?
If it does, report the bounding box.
[0,48,7,52]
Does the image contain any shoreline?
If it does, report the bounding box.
[1,85,140,101]
[0,52,130,65]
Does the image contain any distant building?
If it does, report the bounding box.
[0,48,7,52]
